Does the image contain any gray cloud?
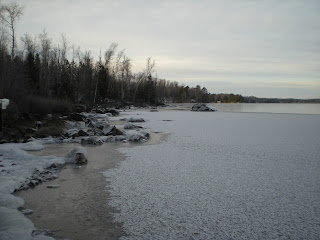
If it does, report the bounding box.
[13,0,320,98]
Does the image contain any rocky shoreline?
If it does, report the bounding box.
[1,105,151,145]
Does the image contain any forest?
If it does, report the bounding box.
[0,2,248,116]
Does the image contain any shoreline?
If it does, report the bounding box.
[14,131,167,240]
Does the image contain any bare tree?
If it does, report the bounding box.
[123,56,132,100]
[120,55,131,100]
[93,49,103,104]
[21,33,37,58]
[104,42,117,67]
[60,33,68,63]
[0,22,8,54]
[0,2,8,54]
[39,29,51,65]
[133,57,156,102]
[0,1,23,57]
[145,57,156,78]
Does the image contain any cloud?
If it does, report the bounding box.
[12,0,320,98]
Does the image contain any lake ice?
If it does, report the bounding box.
[104,111,320,239]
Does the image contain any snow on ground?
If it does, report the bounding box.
[0,142,84,240]
[104,111,320,240]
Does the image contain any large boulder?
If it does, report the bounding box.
[105,108,119,116]
[73,104,86,113]
[77,129,88,136]
[125,130,150,142]
[128,117,145,122]
[124,122,143,129]
[191,103,217,112]
[69,113,85,121]
[65,147,88,164]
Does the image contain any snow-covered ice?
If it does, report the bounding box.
[104,111,320,239]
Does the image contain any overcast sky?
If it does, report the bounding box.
[12,0,320,98]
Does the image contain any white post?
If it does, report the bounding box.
[0,101,2,137]
[0,99,10,138]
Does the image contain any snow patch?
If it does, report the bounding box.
[19,142,45,151]
[0,206,34,240]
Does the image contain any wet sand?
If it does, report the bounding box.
[15,132,166,240]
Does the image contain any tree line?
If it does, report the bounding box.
[1,2,248,116]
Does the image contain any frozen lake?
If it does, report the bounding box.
[170,103,320,115]
[104,111,320,239]
[211,103,320,115]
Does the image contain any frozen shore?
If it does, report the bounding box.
[0,109,156,240]
[104,110,320,239]
[14,143,126,240]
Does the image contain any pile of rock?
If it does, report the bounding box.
[191,103,217,112]
[1,105,151,144]
[18,167,59,190]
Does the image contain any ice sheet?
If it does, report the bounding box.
[104,111,320,239]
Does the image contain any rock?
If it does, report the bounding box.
[73,104,86,113]
[47,185,60,189]
[81,137,103,145]
[49,163,62,168]
[128,117,145,122]
[19,184,29,190]
[105,108,119,116]
[108,127,123,136]
[70,113,85,121]
[92,108,105,114]
[126,130,150,142]
[102,125,114,135]
[21,209,34,215]
[191,103,217,112]
[34,118,66,137]
[77,129,88,136]
[124,122,135,129]
[66,147,88,164]
[28,180,38,187]
[124,122,142,129]
[62,132,70,139]
[87,118,111,136]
